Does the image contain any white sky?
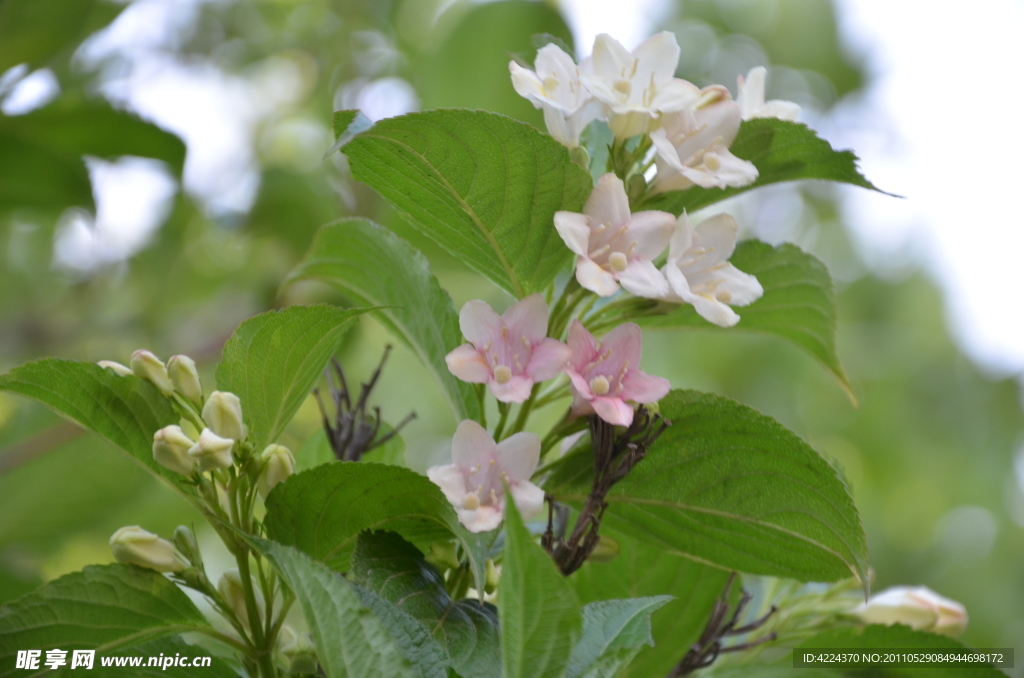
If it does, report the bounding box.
[3,0,1023,380]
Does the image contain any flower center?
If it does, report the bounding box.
[608,251,628,272]
[494,365,512,384]
[613,78,632,98]
[704,153,721,171]
[542,76,559,92]
[589,375,610,395]
[463,492,481,510]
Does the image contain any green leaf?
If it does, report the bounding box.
[638,118,890,215]
[798,624,1006,677]
[343,109,593,297]
[546,390,867,585]
[0,564,211,678]
[351,531,501,678]
[285,219,480,423]
[327,109,373,157]
[500,493,582,678]
[264,462,491,594]
[247,537,417,678]
[565,596,673,678]
[214,305,370,451]
[0,360,185,491]
[638,240,851,395]
[568,530,732,678]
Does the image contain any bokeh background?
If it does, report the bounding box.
[1,0,1021,669]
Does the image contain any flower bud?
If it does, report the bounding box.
[484,559,500,594]
[109,526,185,572]
[167,355,203,406]
[173,525,200,566]
[202,391,247,441]
[218,568,264,629]
[424,542,460,572]
[277,625,318,675]
[130,350,174,395]
[257,444,295,499]
[97,360,132,377]
[855,586,967,637]
[188,428,235,472]
[153,425,197,476]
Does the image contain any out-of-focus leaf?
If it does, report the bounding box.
[247,537,417,678]
[547,390,868,585]
[351,531,500,678]
[264,462,490,593]
[639,119,888,215]
[565,596,673,678]
[214,305,370,451]
[286,219,480,423]
[0,0,124,72]
[0,564,210,677]
[568,530,732,677]
[500,494,582,678]
[343,109,592,297]
[417,1,574,123]
[0,360,185,492]
[88,635,237,678]
[638,240,851,396]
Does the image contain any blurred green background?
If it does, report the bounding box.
[0,0,1020,670]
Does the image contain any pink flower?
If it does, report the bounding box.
[564,320,670,426]
[554,174,675,298]
[445,294,571,403]
[427,420,545,533]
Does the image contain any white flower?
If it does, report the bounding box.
[554,173,674,297]
[109,526,185,572]
[510,44,599,148]
[167,355,203,406]
[650,94,758,193]
[97,360,132,376]
[153,425,197,476]
[427,420,544,533]
[580,32,700,139]
[659,213,763,327]
[187,428,236,472]
[855,586,968,637]
[737,66,800,121]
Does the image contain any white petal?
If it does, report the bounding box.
[496,431,541,481]
[667,212,696,262]
[618,260,670,298]
[713,265,764,307]
[445,344,492,383]
[427,464,467,506]
[607,110,652,139]
[509,62,546,107]
[650,127,685,171]
[687,293,741,328]
[650,78,700,113]
[590,34,634,81]
[458,506,503,533]
[554,211,591,256]
[694,213,739,261]
[626,210,676,259]
[761,100,801,121]
[576,257,620,297]
[451,419,495,469]
[586,173,631,225]
[509,480,545,520]
[542,105,578,147]
[632,31,681,85]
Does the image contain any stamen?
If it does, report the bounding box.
[521,337,531,349]
[609,251,628,272]
[589,244,611,259]
[613,78,632,98]
[490,489,499,505]
[494,365,512,384]
[589,375,610,395]
[463,492,480,510]
[542,76,558,92]
[501,324,508,338]
[705,153,722,171]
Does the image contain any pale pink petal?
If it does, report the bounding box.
[703,148,758,188]
[458,506,503,533]
[569,390,596,419]
[663,262,691,301]
[567,320,598,367]
[525,338,572,381]
[427,464,467,506]
[650,127,684,171]
[451,419,495,468]
[708,265,763,307]
[590,34,634,81]
[687,293,741,328]
[495,431,541,481]
[554,212,591,257]
[632,31,681,86]
[694,213,738,260]
[585,174,631,226]
[503,293,548,340]
[625,210,675,258]
[576,257,620,297]
[445,344,492,383]
[668,213,697,262]
[489,375,533,403]
[598,323,643,367]
[460,300,503,347]
[509,480,545,520]
[618,260,670,298]
[761,100,801,121]
[621,371,671,403]
[591,396,635,426]
[565,368,593,399]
